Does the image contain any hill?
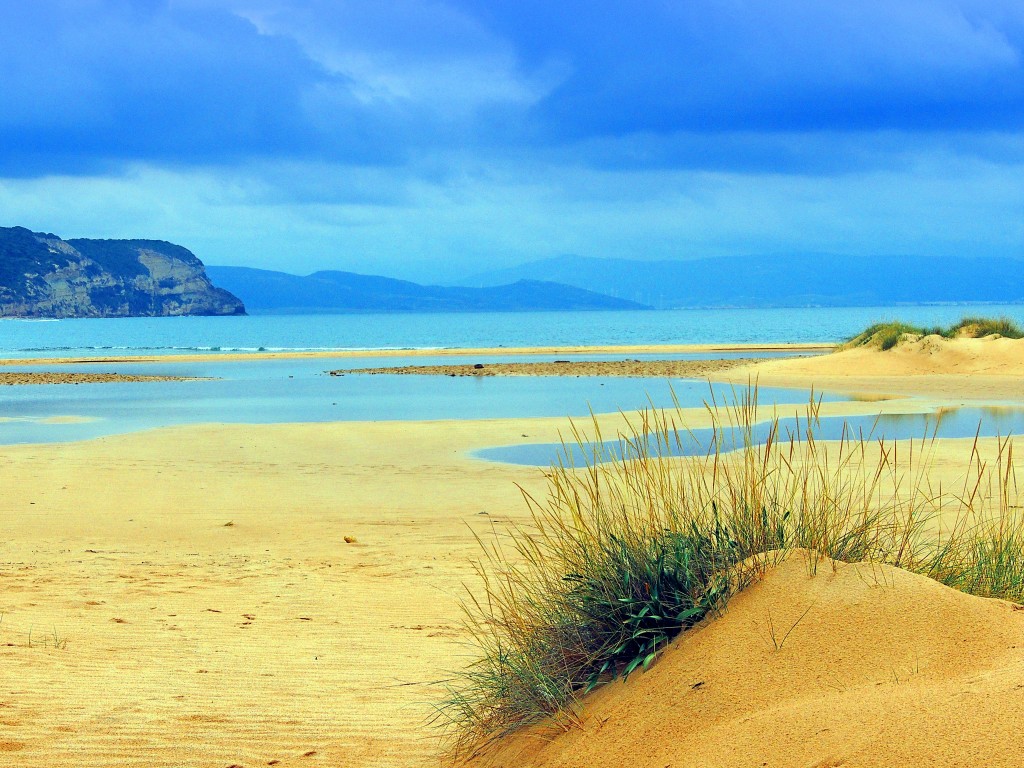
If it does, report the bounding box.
[205,266,649,314]
[463,253,1024,308]
[465,553,1024,768]
[0,226,245,317]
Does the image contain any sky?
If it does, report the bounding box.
[1,0,1022,282]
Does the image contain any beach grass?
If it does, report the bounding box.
[844,316,1024,350]
[437,388,1024,755]
[946,316,1024,340]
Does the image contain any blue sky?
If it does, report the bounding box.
[1,0,1022,281]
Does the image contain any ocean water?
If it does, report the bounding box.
[2,303,1023,357]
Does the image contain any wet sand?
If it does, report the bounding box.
[0,372,201,385]
[341,357,764,378]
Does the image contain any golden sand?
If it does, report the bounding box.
[716,335,1024,399]
[468,554,1024,768]
[1,338,1023,766]
[0,416,569,767]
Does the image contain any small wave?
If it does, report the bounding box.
[2,344,453,356]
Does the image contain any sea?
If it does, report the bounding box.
[5,305,1024,356]
[1,304,1022,447]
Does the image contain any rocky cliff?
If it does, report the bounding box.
[0,227,245,317]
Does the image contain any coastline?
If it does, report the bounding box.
[0,342,834,367]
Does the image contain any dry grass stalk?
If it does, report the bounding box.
[438,387,1024,756]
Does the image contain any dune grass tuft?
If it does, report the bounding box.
[946,316,1024,340]
[437,389,1024,755]
[844,316,1024,350]
[843,321,940,350]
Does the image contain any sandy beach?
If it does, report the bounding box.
[4,1,1020,764]
[2,337,1024,766]
[0,416,571,767]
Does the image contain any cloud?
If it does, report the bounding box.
[4,0,1022,178]
[2,151,1019,281]
[0,1,402,174]
[473,0,1024,136]
[232,0,554,110]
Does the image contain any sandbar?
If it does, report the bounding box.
[0,372,203,385]
[341,357,766,377]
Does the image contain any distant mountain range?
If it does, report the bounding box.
[462,254,1024,308]
[205,266,648,314]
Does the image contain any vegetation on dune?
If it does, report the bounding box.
[437,389,1024,755]
[844,316,1024,350]
[844,321,940,350]
[947,316,1024,340]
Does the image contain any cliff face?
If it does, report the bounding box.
[0,227,245,317]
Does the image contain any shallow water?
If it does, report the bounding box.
[475,407,1024,466]
[0,354,841,444]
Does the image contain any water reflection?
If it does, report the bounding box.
[475,407,1024,467]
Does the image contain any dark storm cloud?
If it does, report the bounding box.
[0,1,408,175]
[472,0,1024,134]
[1,0,1022,177]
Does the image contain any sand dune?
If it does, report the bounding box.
[725,336,1024,399]
[465,553,1024,768]
[771,335,1024,376]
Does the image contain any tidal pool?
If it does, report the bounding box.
[475,407,1024,466]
